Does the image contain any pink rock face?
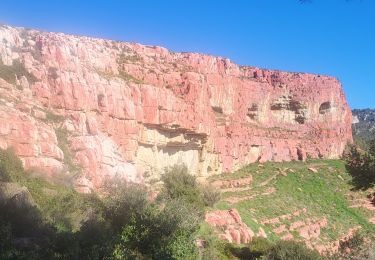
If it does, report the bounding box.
[0,99,64,175]
[0,25,353,191]
[205,209,255,244]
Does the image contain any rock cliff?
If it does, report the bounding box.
[0,25,352,192]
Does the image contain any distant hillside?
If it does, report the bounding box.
[352,109,375,142]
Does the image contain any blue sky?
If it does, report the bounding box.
[1,0,374,108]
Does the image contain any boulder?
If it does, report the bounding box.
[205,209,255,244]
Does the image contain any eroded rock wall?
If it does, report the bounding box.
[0,25,352,192]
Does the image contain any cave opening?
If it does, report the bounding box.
[319,102,332,114]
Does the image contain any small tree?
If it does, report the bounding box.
[266,240,322,260]
[345,144,375,190]
[202,185,221,208]
[161,165,205,210]
[112,199,200,259]
[0,148,24,182]
[105,184,149,232]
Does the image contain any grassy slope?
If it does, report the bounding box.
[209,160,375,247]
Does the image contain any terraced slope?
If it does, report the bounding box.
[206,160,375,254]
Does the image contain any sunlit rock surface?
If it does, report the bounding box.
[0,25,352,192]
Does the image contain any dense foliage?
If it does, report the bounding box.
[345,142,375,190]
[265,240,322,260]
[160,164,220,210]
[0,151,213,259]
[1,148,373,259]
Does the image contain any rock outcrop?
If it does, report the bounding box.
[205,209,256,244]
[0,25,352,192]
[0,182,36,209]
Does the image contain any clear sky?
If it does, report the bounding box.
[0,0,374,109]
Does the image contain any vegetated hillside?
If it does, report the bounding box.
[352,109,375,143]
[1,147,375,259]
[206,159,375,255]
[1,148,208,259]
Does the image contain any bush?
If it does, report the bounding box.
[202,185,221,207]
[105,184,149,232]
[161,164,221,209]
[344,144,375,190]
[106,182,203,259]
[338,232,364,254]
[0,148,110,259]
[161,164,205,210]
[249,237,274,256]
[113,199,201,259]
[0,153,219,259]
[0,59,38,85]
[196,223,237,260]
[224,237,274,259]
[266,240,322,260]
[76,218,114,259]
[0,221,15,258]
[0,148,24,182]
[200,242,234,260]
[330,232,375,260]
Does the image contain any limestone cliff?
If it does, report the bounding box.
[0,25,352,192]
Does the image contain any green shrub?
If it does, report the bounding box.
[196,224,235,260]
[200,242,235,260]
[329,231,375,260]
[266,240,322,260]
[0,59,38,85]
[202,185,221,207]
[77,218,114,259]
[55,127,81,173]
[250,237,274,256]
[338,232,364,254]
[0,153,221,259]
[225,237,274,259]
[161,164,205,210]
[0,148,24,182]
[0,148,111,258]
[42,191,104,232]
[0,221,16,259]
[113,199,201,259]
[105,184,149,232]
[344,144,375,190]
